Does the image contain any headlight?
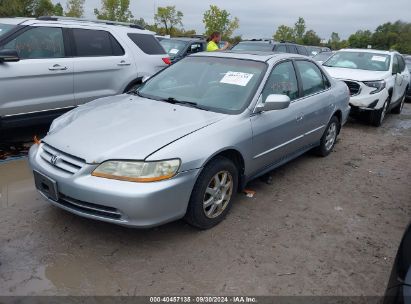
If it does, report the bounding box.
[92,159,181,182]
[364,80,386,94]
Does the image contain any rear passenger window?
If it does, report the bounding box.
[295,60,328,96]
[127,33,166,55]
[261,61,299,101]
[297,46,308,56]
[275,45,287,53]
[72,29,124,57]
[287,45,299,54]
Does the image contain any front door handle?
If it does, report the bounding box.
[296,113,304,122]
[118,60,131,66]
[49,64,67,71]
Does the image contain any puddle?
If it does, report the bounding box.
[0,159,37,209]
[393,119,411,130]
[44,254,120,294]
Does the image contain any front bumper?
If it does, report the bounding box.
[28,143,200,228]
[349,88,389,111]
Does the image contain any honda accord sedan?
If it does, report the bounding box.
[29,51,350,229]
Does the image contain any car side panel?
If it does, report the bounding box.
[0,58,75,117]
[67,26,137,105]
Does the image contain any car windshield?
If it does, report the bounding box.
[307,46,322,56]
[323,51,391,71]
[0,23,16,37]
[405,60,411,70]
[313,52,333,61]
[159,39,187,56]
[231,42,273,52]
[138,56,267,114]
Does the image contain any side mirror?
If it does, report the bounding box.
[255,94,291,112]
[142,76,151,83]
[0,49,20,63]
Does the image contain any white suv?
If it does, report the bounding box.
[323,49,410,126]
[0,17,170,129]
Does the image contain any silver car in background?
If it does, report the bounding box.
[0,17,170,129]
[29,52,350,229]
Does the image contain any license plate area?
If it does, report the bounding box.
[33,170,59,201]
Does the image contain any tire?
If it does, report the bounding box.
[314,116,340,157]
[185,156,238,230]
[370,97,389,127]
[391,93,405,114]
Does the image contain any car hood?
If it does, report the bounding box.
[323,66,389,82]
[43,94,226,163]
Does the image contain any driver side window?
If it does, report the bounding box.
[2,26,65,59]
[261,61,299,102]
[189,43,203,54]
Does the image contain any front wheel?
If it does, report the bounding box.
[370,98,389,127]
[185,156,238,230]
[314,116,340,157]
[391,94,405,114]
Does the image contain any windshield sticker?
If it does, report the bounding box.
[169,48,179,54]
[371,55,387,62]
[220,71,254,86]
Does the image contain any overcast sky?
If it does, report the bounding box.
[54,0,410,40]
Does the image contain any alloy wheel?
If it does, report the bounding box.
[325,122,337,151]
[380,100,388,123]
[203,171,233,219]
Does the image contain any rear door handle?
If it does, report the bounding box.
[118,60,131,66]
[49,64,67,71]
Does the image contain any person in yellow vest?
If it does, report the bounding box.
[206,32,230,52]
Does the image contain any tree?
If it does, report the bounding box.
[94,0,134,22]
[273,25,295,42]
[371,21,411,53]
[348,30,372,48]
[302,29,321,45]
[33,0,55,16]
[329,32,340,50]
[203,5,239,40]
[65,0,84,17]
[154,6,183,35]
[54,2,63,16]
[294,17,306,43]
[0,0,35,17]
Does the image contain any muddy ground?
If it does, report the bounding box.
[0,105,410,296]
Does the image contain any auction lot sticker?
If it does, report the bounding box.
[220,71,254,86]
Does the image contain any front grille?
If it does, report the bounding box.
[58,194,122,220]
[40,143,85,175]
[343,81,361,96]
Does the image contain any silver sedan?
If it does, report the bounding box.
[29,52,350,229]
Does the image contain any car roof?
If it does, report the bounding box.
[162,37,205,42]
[0,17,153,34]
[0,17,34,25]
[339,48,396,55]
[191,50,307,62]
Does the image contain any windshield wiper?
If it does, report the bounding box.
[161,97,198,106]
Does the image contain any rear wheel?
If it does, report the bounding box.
[391,93,405,114]
[370,98,389,127]
[314,116,340,157]
[185,156,238,230]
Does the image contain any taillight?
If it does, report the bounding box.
[162,57,171,65]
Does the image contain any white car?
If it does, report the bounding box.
[323,49,410,126]
[0,16,170,129]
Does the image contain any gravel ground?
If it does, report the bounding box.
[0,105,410,296]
